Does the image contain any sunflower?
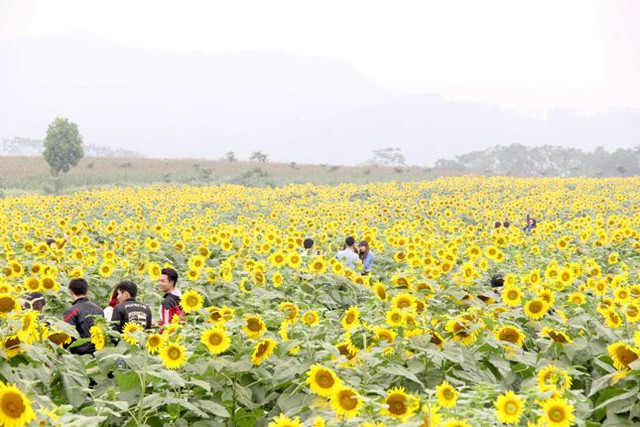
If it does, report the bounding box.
[341,306,360,330]
[301,311,320,327]
[306,365,342,397]
[435,381,457,408]
[445,318,478,346]
[386,308,405,327]
[40,277,58,292]
[494,326,525,347]
[501,286,522,307]
[123,322,144,345]
[373,283,388,300]
[269,251,287,268]
[523,299,549,320]
[146,333,163,354]
[98,262,113,278]
[380,386,419,419]
[243,315,266,338]
[279,302,299,324]
[46,330,72,346]
[540,397,575,427]
[180,289,204,313]
[90,326,106,351]
[160,341,187,369]
[419,404,443,427]
[494,391,523,424]
[17,311,39,343]
[537,365,572,392]
[625,303,640,323]
[330,386,362,419]
[271,272,284,288]
[23,277,41,292]
[0,382,36,427]
[614,287,631,305]
[540,327,572,344]
[201,326,231,355]
[287,252,302,269]
[267,414,302,427]
[374,326,397,346]
[251,338,277,365]
[607,342,640,370]
[0,295,18,316]
[602,307,622,328]
[391,292,416,310]
[309,257,327,274]
[336,342,356,360]
[144,238,160,251]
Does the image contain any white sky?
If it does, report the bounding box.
[1,0,639,114]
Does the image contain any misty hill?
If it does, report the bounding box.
[1,33,639,165]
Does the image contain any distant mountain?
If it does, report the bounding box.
[1,33,639,165]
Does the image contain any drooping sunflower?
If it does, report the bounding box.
[46,330,72,346]
[306,365,342,397]
[90,325,106,351]
[494,391,524,424]
[180,289,204,313]
[123,322,144,345]
[330,386,362,419]
[494,325,525,348]
[251,338,277,365]
[435,381,457,408]
[201,326,231,355]
[608,341,640,370]
[267,413,302,427]
[145,333,163,354]
[539,397,575,427]
[160,341,187,369]
[243,315,267,338]
[341,306,360,330]
[540,327,573,344]
[380,386,419,419]
[602,307,623,328]
[0,382,36,427]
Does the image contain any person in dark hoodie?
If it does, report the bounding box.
[63,278,104,355]
[111,280,152,333]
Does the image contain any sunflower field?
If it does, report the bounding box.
[1,177,640,427]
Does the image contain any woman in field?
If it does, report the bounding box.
[358,240,374,275]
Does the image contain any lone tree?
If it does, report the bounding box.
[43,117,84,191]
[249,151,269,163]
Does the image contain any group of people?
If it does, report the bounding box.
[26,268,184,356]
[301,236,374,274]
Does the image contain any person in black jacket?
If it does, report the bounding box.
[63,278,104,355]
[111,280,152,333]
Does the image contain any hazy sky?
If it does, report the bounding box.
[2,0,639,115]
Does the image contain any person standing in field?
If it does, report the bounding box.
[111,281,152,333]
[63,278,104,355]
[358,240,374,275]
[336,236,359,269]
[157,268,185,326]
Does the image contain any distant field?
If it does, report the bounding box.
[0,156,455,193]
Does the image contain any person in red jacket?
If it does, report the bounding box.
[157,268,185,326]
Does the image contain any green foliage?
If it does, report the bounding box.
[43,118,84,177]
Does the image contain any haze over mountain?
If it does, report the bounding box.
[1,33,639,165]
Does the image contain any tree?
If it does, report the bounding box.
[249,151,269,163]
[225,151,237,163]
[367,147,406,167]
[43,118,84,192]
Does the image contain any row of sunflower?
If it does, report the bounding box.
[0,177,639,426]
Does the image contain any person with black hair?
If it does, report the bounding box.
[63,278,104,355]
[157,268,185,326]
[301,238,320,257]
[335,236,359,268]
[111,281,152,333]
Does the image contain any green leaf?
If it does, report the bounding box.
[380,365,424,387]
[196,400,230,418]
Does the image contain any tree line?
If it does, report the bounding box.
[435,144,640,177]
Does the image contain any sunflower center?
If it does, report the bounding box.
[549,407,565,422]
[209,334,222,345]
[247,320,262,331]
[1,391,25,417]
[346,313,355,323]
[507,290,518,300]
[443,389,454,400]
[339,391,357,410]
[505,401,518,415]
[168,347,181,360]
[388,395,407,415]
[316,371,334,388]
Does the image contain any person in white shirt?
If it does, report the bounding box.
[335,236,359,268]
